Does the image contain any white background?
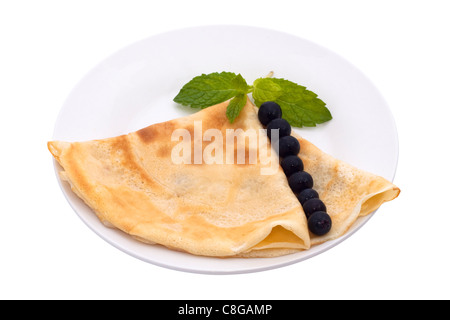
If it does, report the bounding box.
[1,0,449,300]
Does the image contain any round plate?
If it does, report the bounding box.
[52,25,398,274]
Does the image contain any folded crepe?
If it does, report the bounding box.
[48,99,399,257]
[293,133,400,247]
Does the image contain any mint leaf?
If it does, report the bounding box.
[173,72,241,109]
[231,73,250,92]
[255,78,332,127]
[226,94,247,123]
[173,71,332,127]
[252,78,283,103]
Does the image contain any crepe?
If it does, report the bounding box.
[48,99,399,257]
[48,99,311,257]
[292,133,400,246]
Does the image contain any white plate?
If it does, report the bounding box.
[52,25,399,274]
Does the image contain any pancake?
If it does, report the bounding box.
[48,99,399,257]
[291,132,400,246]
[48,99,311,257]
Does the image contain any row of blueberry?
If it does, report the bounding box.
[258,101,332,236]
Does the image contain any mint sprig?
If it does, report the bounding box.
[173,71,332,127]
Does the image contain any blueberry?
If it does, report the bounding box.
[280,155,303,177]
[302,198,327,218]
[258,101,282,126]
[308,211,332,236]
[276,136,300,158]
[266,118,291,140]
[297,188,319,205]
[288,171,313,193]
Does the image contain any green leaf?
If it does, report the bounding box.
[268,78,332,127]
[173,71,332,127]
[231,73,250,92]
[173,72,245,109]
[252,78,283,103]
[226,94,247,123]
